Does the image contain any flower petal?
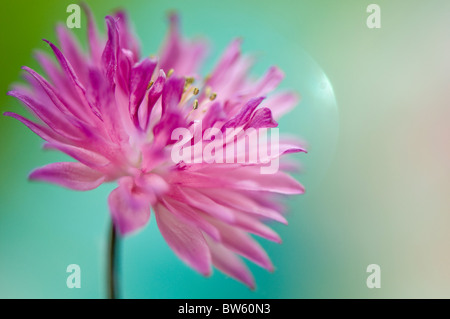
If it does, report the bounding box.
[81,3,104,64]
[43,39,87,98]
[207,39,242,88]
[29,162,105,191]
[207,218,273,271]
[56,24,88,83]
[231,211,282,243]
[108,177,151,235]
[159,13,208,76]
[162,197,221,241]
[198,188,287,224]
[43,142,110,169]
[129,57,157,124]
[223,96,265,129]
[161,75,185,115]
[205,236,255,289]
[174,187,235,223]
[250,66,284,97]
[141,69,166,130]
[7,90,84,141]
[170,166,304,195]
[3,112,67,144]
[264,91,300,120]
[22,66,91,125]
[244,107,278,129]
[114,11,140,61]
[155,203,212,276]
[101,16,120,86]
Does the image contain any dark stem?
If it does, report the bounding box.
[108,222,119,299]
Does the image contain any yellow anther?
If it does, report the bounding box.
[167,69,174,78]
[193,99,199,110]
[147,81,154,90]
[193,88,199,95]
[209,92,217,101]
[205,86,212,97]
[185,77,195,86]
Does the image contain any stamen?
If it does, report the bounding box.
[184,77,195,92]
[193,99,199,110]
[193,88,199,95]
[185,77,195,87]
[147,81,154,90]
[167,68,174,78]
[209,92,217,101]
[205,86,212,97]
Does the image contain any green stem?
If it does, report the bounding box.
[108,222,119,299]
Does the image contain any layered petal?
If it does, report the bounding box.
[205,236,255,289]
[29,162,105,190]
[155,203,212,276]
[108,177,151,235]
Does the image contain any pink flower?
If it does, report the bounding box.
[5,9,305,289]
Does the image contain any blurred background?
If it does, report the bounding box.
[1,0,449,298]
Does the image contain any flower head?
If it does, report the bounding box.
[5,8,305,288]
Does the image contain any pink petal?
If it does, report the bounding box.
[22,66,91,125]
[114,11,140,61]
[29,162,105,191]
[3,112,68,144]
[207,39,242,88]
[208,218,273,271]
[198,188,287,224]
[155,203,212,276]
[85,66,110,120]
[152,111,185,148]
[174,187,235,223]
[205,236,255,289]
[43,39,87,98]
[159,13,208,76]
[206,39,254,104]
[7,90,83,141]
[101,16,120,86]
[56,24,88,83]
[223,96,265,129]
[264,91,300,120]
[250,66,284,97]
[108,177,151,235]
[201,101,227,129]
[85,67,128,144]
[43,39,99,123]
[34,51,84,109]
[161,75,185,115]
[129,57,157,124]
[141,69,166,130]
[244,107,278,129]
[232,211,282,243]
[158,13,182,72]
[162,197,221,241]
[215,166,305,194]
[43,142,110,169]
[173,166,304,195]
[81,3,104,64]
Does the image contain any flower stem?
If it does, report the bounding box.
[108,222,119,299]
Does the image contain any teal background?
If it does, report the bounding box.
[1,0,450,298]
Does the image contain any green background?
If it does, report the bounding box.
[1,0,449,298]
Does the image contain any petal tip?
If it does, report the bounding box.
[167,10,179,24]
